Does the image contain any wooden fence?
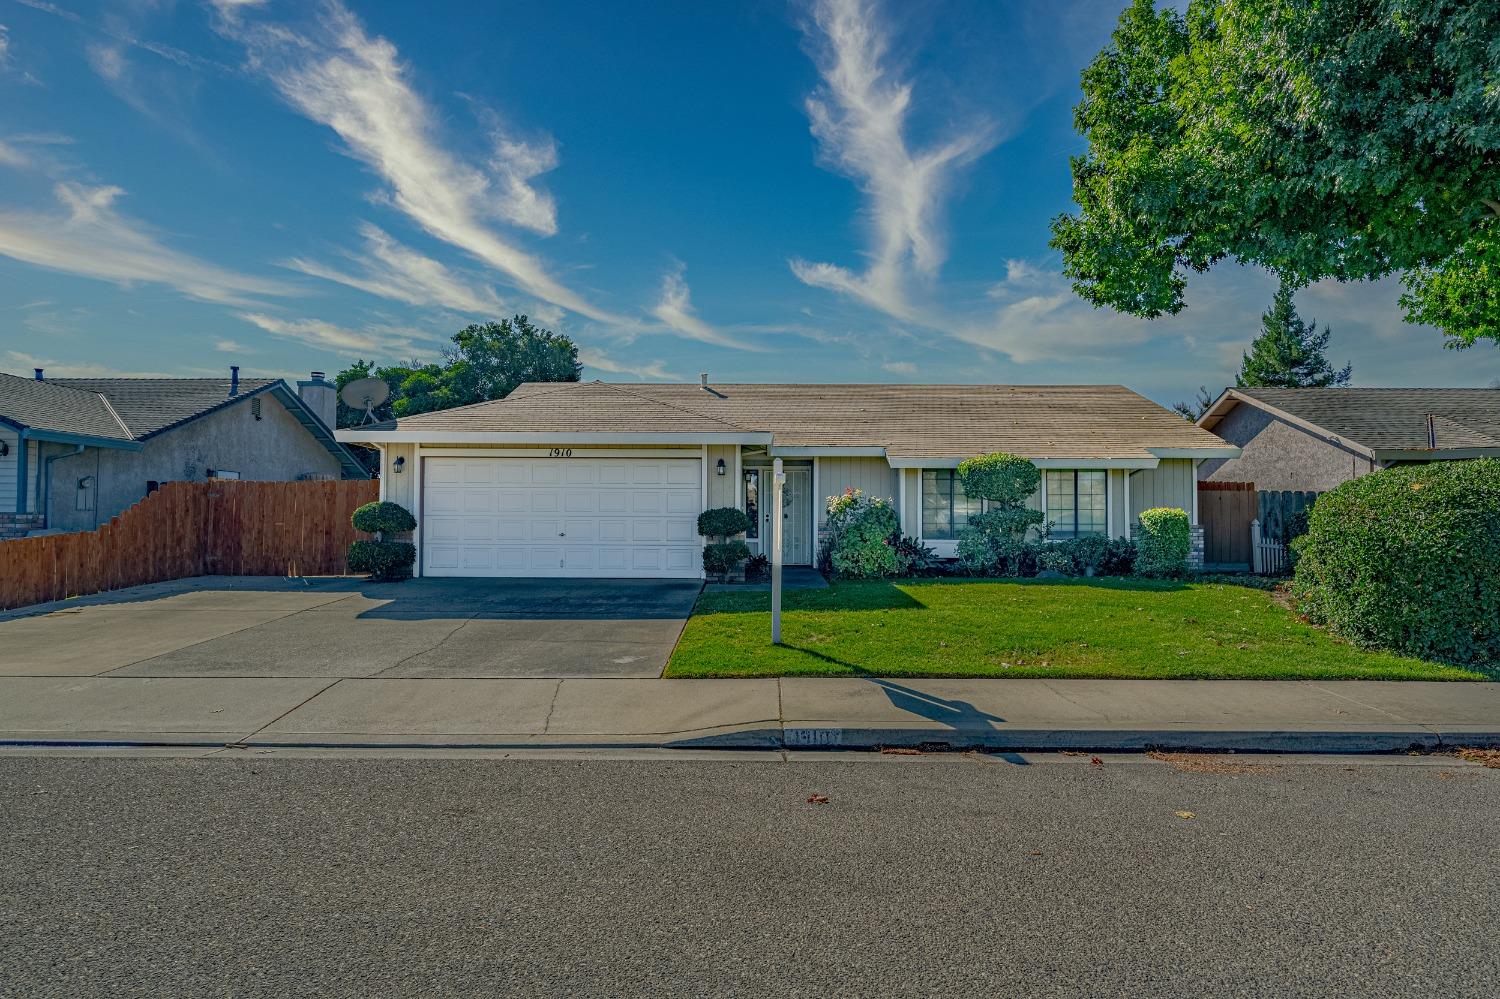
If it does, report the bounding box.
[0,479,378,611]
[1197,481,1257,569]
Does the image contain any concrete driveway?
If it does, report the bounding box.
[0,576,701,680]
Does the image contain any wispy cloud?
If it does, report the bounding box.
[791,0,996,319]
[237,312,440,358]
[3,349,183,378]
[578,347,674,381]
[882,360,917,375]
[0,182,293,305]
[215,1,619,323]
[285,222,507,316]
[0,24,11,67]
[214,338,253,354]
[648,265,758,350]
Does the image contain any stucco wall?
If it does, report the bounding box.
[1199,402,1375,491]
[42,392,341,532]
[1128,458,1197,525]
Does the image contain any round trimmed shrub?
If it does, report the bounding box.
[1293,459,1500,666]
[702,540,752,577]
[347,540,416,581]
[823,489,900,578]
[698,507,751,539]
[1135,507,1190,577]
[352,501,417,536]
[957,452,1041,507]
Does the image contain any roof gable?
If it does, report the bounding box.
[48,376,279,439]
[0,371,133,443]
[1203,387,1500,452]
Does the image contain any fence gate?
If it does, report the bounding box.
[1197,481,1257,569]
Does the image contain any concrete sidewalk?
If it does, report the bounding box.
[1,675,1496,753]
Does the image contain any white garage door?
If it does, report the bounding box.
[421,456,702,578]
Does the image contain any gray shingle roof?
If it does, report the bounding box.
[1214,388,1500,451]
[367,381,1234,459]
[0,371,133,441]
[47,377,278,439]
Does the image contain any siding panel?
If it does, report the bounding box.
[1129,459,1196,523]
[817,457,896,527]
[0,427,17,511]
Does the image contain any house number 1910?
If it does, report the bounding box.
[548,448,574,458]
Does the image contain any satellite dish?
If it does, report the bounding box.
[339,377,391,424]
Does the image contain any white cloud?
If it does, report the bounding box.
[217,1,618,322]
[285,222,506,316]
[0,140,27,169]
[214,338,253,353]
[3,350,182,378]
[791,0,995,319]
[0,182,293,305]
[237,312,439,359]
[0,24,11,67]
[578,347,673,381]
[882,360,917,375]
[648,265,758,350]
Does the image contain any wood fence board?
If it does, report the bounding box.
[0,480,377,611]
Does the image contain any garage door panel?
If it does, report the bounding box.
[422,457,703,578]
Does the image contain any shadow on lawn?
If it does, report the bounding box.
[699,574,1194,615]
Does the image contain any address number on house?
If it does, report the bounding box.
[547,448,574,458]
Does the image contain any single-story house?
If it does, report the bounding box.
[1197,387,1500,492]
[0,367,369,536]
[335,379,1238,579]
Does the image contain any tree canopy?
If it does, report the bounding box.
[333,315,581,428]
[1051,0,1500,348]
[1237,281,1351,388]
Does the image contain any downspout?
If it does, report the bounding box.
[14,430,27,513]
[40,444,85,525]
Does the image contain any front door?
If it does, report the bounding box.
[781,466,813,565]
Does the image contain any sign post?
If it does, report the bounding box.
[771,457,784,644]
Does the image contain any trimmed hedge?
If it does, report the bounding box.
[1293,459,1500,666]
[698,507,751,539]
[957,453,1041,507]
[1135,507,1190,578]
[352,501,417,536]
[703,540,752,576]
[348,540,417,581]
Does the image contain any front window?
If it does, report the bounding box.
[921,469,983,540]
[1045,470,1107,538]
[743,469,760,540]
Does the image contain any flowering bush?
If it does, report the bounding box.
[821,488,901,578]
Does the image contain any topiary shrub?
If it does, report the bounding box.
[697,507,751,539]
[347,500,416,580]
[347,539,417,581]
[822,488,900,578]
[351,501,417,536]
[703,540,752,577]
[697,506,752,581]
[1293,459,1500,666]
[1136,507,1190,578]
[957,453,1044,538]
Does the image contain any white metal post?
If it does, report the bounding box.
[772,458,784,644]
[1250,518,1263,575]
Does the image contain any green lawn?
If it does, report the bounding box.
[666,578,1487,681]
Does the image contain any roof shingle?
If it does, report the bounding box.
[1215,388,1500,451]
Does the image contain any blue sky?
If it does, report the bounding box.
[0,0,1493,405]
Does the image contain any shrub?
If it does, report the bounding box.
[351,501,416,536]
[1293,459,1500,666]
[744,553,770,583]
[823,488,900,578]
[891,535,941,576]
[703,540,752,576]
[957,453,1042,507]
[1053,536,1137,577]
[1035,546,1076,576]
[697,507,751,539]
[956,533,1043,577]
[347,540,416,581]
[1136,507,1190,578]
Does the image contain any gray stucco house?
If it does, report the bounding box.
[0,367,369,537]
[1197,387,1500,491]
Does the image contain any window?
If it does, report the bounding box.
[743,469,760,540]
[921,469,984,540]
[1045,470,1107,538]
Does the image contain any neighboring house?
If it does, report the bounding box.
[335,379,1238,579]
[1197,387,1500,492]
[0,367,370,536]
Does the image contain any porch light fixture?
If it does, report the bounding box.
[393,456,406,474]
[715,458,726,476]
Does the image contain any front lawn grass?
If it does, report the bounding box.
[666,578,1487,680]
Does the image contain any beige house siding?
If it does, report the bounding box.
[1128,458,1197,524]
[817,456,897,528]
[0,426,18,511]
[706,444,737,509]
[381,443,417,510]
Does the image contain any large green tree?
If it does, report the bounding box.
[1237,281,1351,388]
[1051,0,1500,348]
[334,315,581,427]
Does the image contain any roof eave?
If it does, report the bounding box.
[333,430,774,446]
[1373,447,1500,461]
[12,427,141,450]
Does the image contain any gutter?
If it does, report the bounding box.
[14,429,27,513]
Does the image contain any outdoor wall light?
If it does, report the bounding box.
[716,458,726,476]
[0,440,8,458]
[393,456,406,474]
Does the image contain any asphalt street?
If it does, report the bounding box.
[2,751,1497,998]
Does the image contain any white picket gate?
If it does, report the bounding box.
[1249,519,1289,575]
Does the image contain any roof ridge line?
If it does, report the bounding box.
[591,381,758,432]
[94,392,136,441]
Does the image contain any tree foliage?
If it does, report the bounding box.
[1051,0,1500,347]
[1237,281,1351,388]
[334,315,581,428]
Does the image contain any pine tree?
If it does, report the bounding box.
[1236,281,1352,388]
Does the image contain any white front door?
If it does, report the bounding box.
[781,466,813,566]
[421,456,702,578]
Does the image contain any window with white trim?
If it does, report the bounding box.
[1045,470,1107,538]
[921,469,983,540]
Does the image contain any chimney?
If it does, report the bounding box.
[298,370,337,429]
[700,372,709,390]
[33,368,43,381]
[229,365,240,397]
